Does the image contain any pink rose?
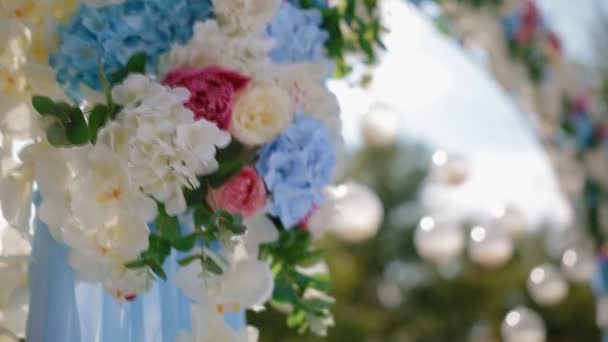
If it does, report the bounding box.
[163,66,251,130]
[206,166,267,218]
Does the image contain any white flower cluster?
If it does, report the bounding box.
[175,214,278,342]
[265,61,343,147]
[161,1,342,148]
[2,142,156,299]
[211,0,281,35]
[162,21,274,78]
[100,74,231,215]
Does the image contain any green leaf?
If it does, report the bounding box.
[147,259,167,280]
[126,52,147,74]
[215,140,243,163]
[112,52,147,84]
[201,257,223,275]
[344,0,356,24]
[172,233,197,251]
[110,69,128,86]
[193,204,213,230]
[32,96,55,116]
[65,107,89,145]
[178,254,202,267]
[145,234,171,261]
[273,276,300,303]
[297,250,326,267]
[184,181,208,207]
[207,159,245,187]
[88,104,109,144]
[287,311,307,328]
[46,121,69,147]
[53,101,72,118]
[155,206,180,243]
[124,259,147,269]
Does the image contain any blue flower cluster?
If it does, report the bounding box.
[49,0,211,99]
[256,114,336,228]
[267,2,329,64]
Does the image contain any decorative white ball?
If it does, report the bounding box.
[560,247,596,284]
[596,296,608,329]
[314,183,384,243]
[501,307,546,342]
[376,280,403,309]
[491,204,527,239]
[414,216,465,264]
[360,106,399,148]
[430,150,469,186]
[468,225,513,268]
[527,264,569,306]
[557,160,585,198]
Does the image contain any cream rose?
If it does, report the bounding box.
[230,84,293,146]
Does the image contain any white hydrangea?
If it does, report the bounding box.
[161,21,273,78]
[101,74,231,215]
[265,62,343,147]
[211,0,281,35]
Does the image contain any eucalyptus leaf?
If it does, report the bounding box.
[46,120,69,146]
[88,104,109,144]
[32,96,55,116]
[65,107,89,145]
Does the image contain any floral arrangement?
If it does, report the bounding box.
[501,0,562,82]
[0,0,381,339]
[559,93,608,338]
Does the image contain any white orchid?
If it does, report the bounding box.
[0,142,70,236]
[241,214,279,258]
[65,210,152,298]
[0,256,28,340]
[0,228,29,339]
[176,303,259,342]
[70,145,157,227]
[175,253,274,315]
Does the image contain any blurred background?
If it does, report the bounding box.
[251,0,608,340]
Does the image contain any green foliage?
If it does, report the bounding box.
[258,229,334,335]
[87,105,110,144]
[507,39,546,83]
[299,0,385,78]
[111,52,147,85]
[442,0,503,9]
[252,142,599,341]
[126,202,247,280]
[31,96,90,146]
[31,52,151,148]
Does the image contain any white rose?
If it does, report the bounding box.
[230,84,293,146]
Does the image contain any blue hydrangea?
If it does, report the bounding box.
[256,114,336,228]
[266,2,329,64]
[49,0,211,99]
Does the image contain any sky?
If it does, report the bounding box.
[330,0,596,229]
